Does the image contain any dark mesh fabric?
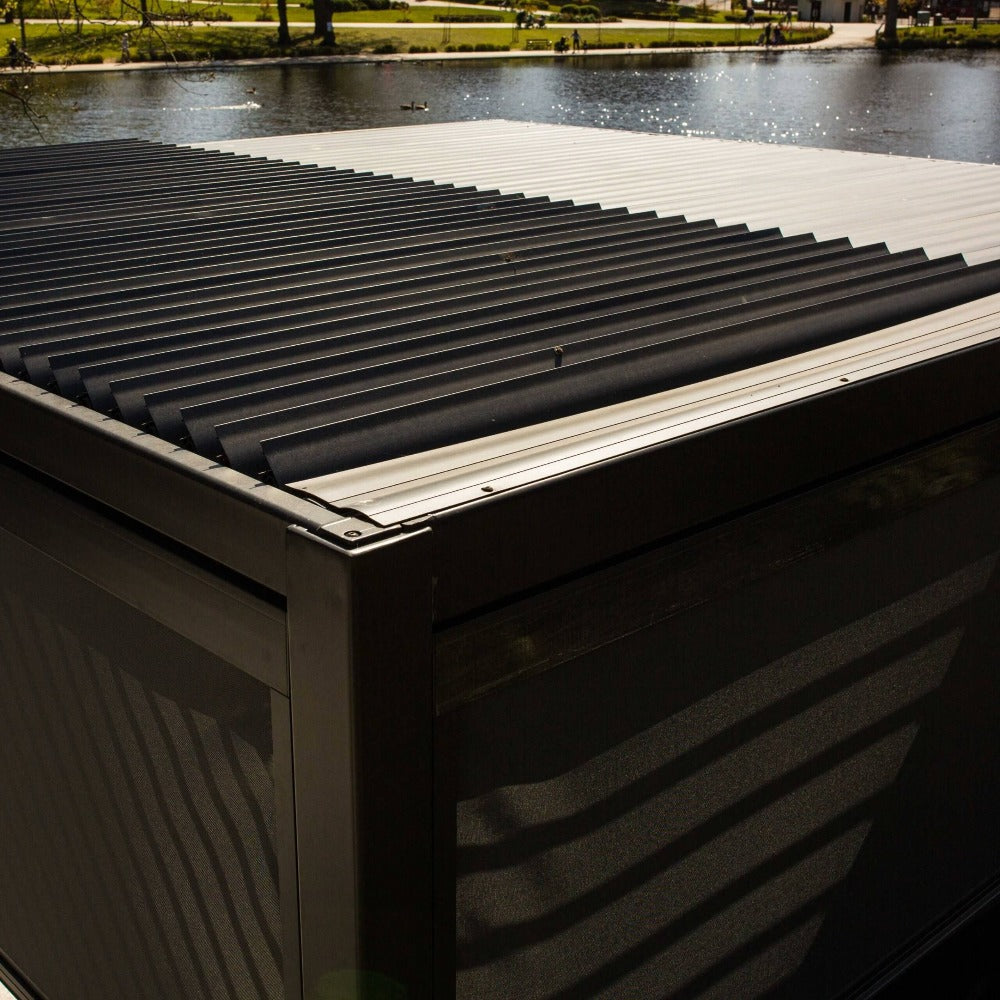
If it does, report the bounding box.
[0,540,281,1000]
[448,441,1000,1000]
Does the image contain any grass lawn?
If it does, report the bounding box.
[0,18,829,62]
[332,6,514,22]
[152,1,317,22]
[0,21,319,61]
[895,23,1000,47]
[12,0,509,22]
[143,3,509,24]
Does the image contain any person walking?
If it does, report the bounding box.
[572,28,581,51]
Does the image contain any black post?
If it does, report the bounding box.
[286,526,435,1000]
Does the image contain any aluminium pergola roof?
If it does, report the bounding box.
[3,121,999,525]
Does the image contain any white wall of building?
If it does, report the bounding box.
[797,0,864,20]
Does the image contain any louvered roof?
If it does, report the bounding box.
[3,125,1000,519]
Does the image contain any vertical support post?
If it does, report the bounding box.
[286,526,434,1000]
[272,690,304,1000]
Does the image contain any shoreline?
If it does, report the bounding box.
[1,18,879,75]
[0,39,878,76]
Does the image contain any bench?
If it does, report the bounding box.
[525,37,552,49]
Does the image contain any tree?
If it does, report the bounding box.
[314,0,335,44]
[883,0,898,44]
[276,0,291,44]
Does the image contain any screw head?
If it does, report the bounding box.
[344,529,362,538]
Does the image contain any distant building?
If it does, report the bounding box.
[798,0,988,17]
[797,0,861,19]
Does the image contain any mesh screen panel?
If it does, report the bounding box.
[445,429,1000,1000]
[0,532,281,1000]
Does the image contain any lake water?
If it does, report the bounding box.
[2,49,999,162]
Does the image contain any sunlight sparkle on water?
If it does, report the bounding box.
[3,50,996,163]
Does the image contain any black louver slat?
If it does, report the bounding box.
[3,139,1000,488]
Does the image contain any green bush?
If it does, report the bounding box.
[59,49,105,63]
[407,43,436,51]
[444,42,510,50]
[372,40,398,51]
[560,3,580,14]
[893,32,940,47]
[434,12,504,20]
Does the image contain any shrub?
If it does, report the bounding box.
[407,43,437,51]
[59,50,105,63]
[560,3,580,14]
[445,41,509,50]
[434,12,503,19]
[372,40,398,52]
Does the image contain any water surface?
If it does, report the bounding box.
[2,50,999,162]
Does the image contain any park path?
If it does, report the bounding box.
[6,3,879,75]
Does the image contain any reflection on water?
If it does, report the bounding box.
[1,50,998,163]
